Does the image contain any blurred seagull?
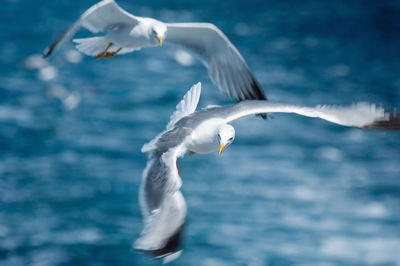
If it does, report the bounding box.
[43,0,267,106]
[134,82,399,262]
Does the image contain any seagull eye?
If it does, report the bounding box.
[228,137,233,141]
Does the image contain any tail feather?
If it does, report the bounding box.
[73,36,112,56]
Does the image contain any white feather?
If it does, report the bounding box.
[167,82,202,130]
[141,82,201,153]
[73,37,110,56]
[79,0,138,33]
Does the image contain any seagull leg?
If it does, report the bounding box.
[189,151,196,156]
[102,47,122,58]
[95,42,119,59]
[176,160,182,175]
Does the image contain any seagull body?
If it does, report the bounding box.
[106,17,164,48]
[43,0,267,104]
[135,82,399,262]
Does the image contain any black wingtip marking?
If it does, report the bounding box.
[257,113,268,119]
[42,42,57,58]
[43,26,72,59]
[250,79,267,101]
[42,35,63,58]
[144,225,184,259]
[247,78,267,119]
[42,46,52,58]
[364,111,400,130]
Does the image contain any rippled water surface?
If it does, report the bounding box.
[1,0,400,265]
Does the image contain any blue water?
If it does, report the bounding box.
[2,0,400,265]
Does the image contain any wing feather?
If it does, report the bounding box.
[219,101,399,130]
[142,83,201,153]
[135,143,187,262]
[166,23,267,102]
[136,84,200,260]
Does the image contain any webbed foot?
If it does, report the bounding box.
[95,42,122,59]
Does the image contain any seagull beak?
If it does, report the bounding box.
[158,37,163,46]
[219,143,227,156]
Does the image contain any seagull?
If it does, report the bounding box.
[42,0,267,106]
[134,82,399,262]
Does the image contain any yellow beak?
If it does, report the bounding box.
[158,37,163,46]
[219,143,227,155]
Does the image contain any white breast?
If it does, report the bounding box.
[185,119,224,154]
[107,24,155,48]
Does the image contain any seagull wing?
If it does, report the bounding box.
[166,23,267,102]
[134,129,191,262]
[135,83,202,261]
[142,82,201,153]
[134,148,186,261]
[43,0,138,57]
[217,101,400,130]
[167,82,202,130]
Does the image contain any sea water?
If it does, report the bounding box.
[1,0,400,265]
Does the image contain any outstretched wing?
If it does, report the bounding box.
[217,101,400,130]
[166,23,267,103]
[134,145,187,263]
[43,0,138,57]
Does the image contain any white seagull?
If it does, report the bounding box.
[134,82,399,262]
[43,0,267,105]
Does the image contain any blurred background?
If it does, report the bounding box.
[1,0,400,265]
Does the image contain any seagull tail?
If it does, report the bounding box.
[72,36,112,56]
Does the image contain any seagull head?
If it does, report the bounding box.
[217,124,235,155]
[151,21,167,46]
